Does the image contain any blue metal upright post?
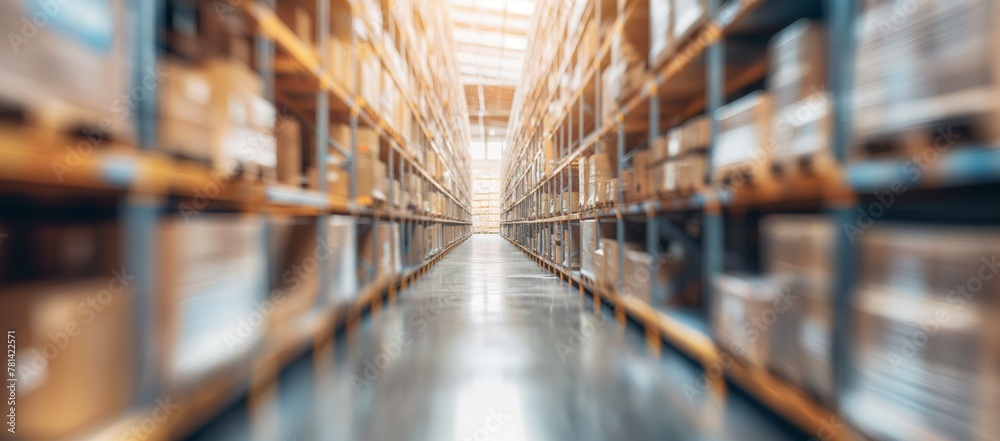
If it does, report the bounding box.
[648,92,662,304]
[616,122,626,293]
[129,0,160,406]
[703,0,725,315]
[135,0,159,150]
[123,196,161,404]
[829,0,858,408]
[315,0,331,309]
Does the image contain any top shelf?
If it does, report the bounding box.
[241,0,472,213]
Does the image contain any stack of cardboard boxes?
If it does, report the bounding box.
[0,218,132,440]
[846,225,1000,441]
[852,0,1000,151]
[266,217,322,345]
[768,20,831,165]
[320,125,387,203]
[327,216,360,307]
[157,216,268,391]
[649,0,709,66]
[0,0,133,141]
[712,216,834,399]
[713,91,772,183]
[586,152,616,208]
[649,116,710,194]
[1,279,134,440]
[159,3,279,177]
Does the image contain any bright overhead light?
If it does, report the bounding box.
[489,130,496,136]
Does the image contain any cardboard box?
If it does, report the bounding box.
[330,37,355,90]
[769,20,830,160]
[358,43,381,104]
[621,249,666,304]
[848,281,1000,441]
[768,20,828,113]
[0,0,133,141]
[711,273,787,369]
[267,217,320,330]
[198,0,252,60]
[714,91,771,172]
[682,116,712,153]
[159,59,212,124]
[158,216,267,390]
[204,58,263,104]
[276,118,303,185]
[355,155,387,201]
[0,279,132,440]
[650,0,675,64]
[599,238,644,290]
[357,221,399,286]
[761,216,833,278]
[323,154,351,198]
[248,95,276,133]
[204,58,274,171]
[327,216,359,306]
[30,222,119,279]
[160,118,213,162]
[357,127,380,156]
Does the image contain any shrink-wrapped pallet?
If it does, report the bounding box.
[714,92,771,182]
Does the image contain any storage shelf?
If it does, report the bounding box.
[501,0,766,213]
[242,1,471,214]
[0,129,475,223]
[72,233,470,441]
[501,234,848,441]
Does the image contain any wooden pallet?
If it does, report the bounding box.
[239,161,278,184]
[770,149,838,179]
[713,161,768,188]
[852,88,1000,160]
[1,98,135,146]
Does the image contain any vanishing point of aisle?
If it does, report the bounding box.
[192,235,806,441]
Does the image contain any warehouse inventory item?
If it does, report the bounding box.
[204,57,276,178]
[267,217,321,344]
[0,0,134,141]
[0,279,133,440]
[158,216,268,390]
[845,225,1000,441]
[711,273,789,370]
[158,58,213,161]
[713,92,772,186]
[650,0,709,66]
[323,216,358,308]
[768,20,834,176]
[761,215,835,403]
[851,0,1000,159]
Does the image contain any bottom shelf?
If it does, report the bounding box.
[74,234,471,441]
[500,234,850,441]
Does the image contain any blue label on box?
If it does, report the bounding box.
[27,0,115,54]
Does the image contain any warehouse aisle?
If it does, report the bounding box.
[321,234,810,441]
[193,235,803,440]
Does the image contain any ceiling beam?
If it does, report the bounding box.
[467,109,511,118]
[456,43,524,60]
[448,3,533,21]
[452,19,529,36]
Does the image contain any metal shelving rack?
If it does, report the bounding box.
[495,0,955,439]
[0,0,473,439]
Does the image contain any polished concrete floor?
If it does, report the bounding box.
[191,235,805,441]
